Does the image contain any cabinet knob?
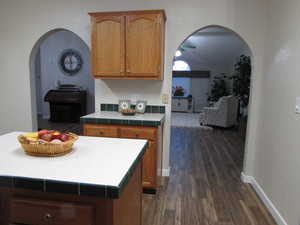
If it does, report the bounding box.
[44,213,52,220]
[99,131,104,135]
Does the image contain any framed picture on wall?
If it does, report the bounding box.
[135,100,147,114]
[118,100,131,112]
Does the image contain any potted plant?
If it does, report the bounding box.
[230,55,251,116]
[173,86,185,96]
[207,75,229,102]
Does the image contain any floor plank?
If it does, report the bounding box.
[143,127,277,225]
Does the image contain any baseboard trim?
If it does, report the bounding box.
[241,172,288,225]
[241,172,252,183]
[161,168,170,177]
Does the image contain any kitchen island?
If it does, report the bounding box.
[0,132,148,225]
[81,110,165,192]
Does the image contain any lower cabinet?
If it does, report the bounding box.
[10,198,94,225]
[83,124,162,191]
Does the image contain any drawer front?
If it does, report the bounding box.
[10,198,94,225]
[84,124,119,138]
[119,127,157,140]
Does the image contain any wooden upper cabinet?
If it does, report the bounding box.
[89,10,166,80]
[126,14,162,78]
[91,15,125,77]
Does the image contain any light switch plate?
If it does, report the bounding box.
[296,97,300,114]
[162,94,169,104]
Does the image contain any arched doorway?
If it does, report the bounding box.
[170,25,253,171]
[29,29,94,133]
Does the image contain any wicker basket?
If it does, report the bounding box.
[18,133,78,157]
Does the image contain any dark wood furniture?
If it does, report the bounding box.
[89,10,166,80]
[44,89,87,122]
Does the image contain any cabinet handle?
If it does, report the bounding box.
[99,131,104,135]
[44,213,52,220]
[135,133,139,137]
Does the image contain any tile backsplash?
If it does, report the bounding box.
[100,104,165,113]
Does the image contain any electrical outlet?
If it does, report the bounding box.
[162,94,169,104]
[296,97,300,114]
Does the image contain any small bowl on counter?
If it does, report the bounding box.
[120,108,136,116]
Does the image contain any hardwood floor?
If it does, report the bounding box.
[38,116,83,135]
[143,127,277,225]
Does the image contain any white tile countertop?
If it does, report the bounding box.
[0,132,148,198]
[82,111,165,122]
[81,111,165,126]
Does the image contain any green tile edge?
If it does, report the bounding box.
[115,141,149,198]
[100,104,165,114]
[80,118,161,127]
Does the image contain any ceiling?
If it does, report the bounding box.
[174,27,251,71]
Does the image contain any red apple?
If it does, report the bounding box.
[60,134,69,142]
[38,129,49,138]
[40,133,53,142]
[52,131,61,140]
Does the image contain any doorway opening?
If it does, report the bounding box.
[171,25,253,172]
[30,29,94,135]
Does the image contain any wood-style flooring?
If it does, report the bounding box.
[38,116,83,135]
[143,127,277,225]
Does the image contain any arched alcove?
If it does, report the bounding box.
[171,25,253,171]
[29,28,94,131]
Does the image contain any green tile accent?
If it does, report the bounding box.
[159,106,165,113]
[113,105,119,112]
[107,104,114,111]
[145,106,151,113]
[142,121,159,126]
[81,118,162,127]
[100,104,165,114]
[117,141,148,197]
[128,120,142,126]
[151,106,160,113]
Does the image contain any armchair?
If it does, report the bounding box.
[199,95,239,128]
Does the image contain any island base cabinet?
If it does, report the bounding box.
[0,163,142,225]
[142,141,156,189]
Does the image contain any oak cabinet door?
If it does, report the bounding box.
[125,14,163,78]
[142,141,157,188]
[91,15,125,77]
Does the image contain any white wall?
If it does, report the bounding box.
[0,0,268,183]
[247,1,300,225]
[36,30,95,118]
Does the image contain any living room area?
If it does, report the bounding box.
[171,26,251,136]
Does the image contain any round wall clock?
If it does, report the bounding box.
[59,49,83,75]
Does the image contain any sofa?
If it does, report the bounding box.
[199,95,239,128]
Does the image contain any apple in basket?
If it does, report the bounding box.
[40,133,53,142]
[38,129,49,138]
[52,131,62,140]
[60,134,69,142]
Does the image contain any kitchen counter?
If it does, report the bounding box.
[80,111,165,126]
[0,132,147,199]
